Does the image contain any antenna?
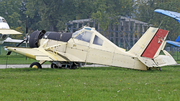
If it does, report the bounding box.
[158,16,166,28]
[158,20,163,28]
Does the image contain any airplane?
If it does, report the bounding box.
[0,16,22,44]
[154,9,180,47]
[6,26,177,70]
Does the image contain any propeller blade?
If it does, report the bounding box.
[16,39,26,47]
[7,16,29,56]
[26,16,28,47]
[7,39,26,55]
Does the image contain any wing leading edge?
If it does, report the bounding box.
[154,9,180,24]
[0,29,22,34]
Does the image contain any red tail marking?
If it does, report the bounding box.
[141,29,168,59]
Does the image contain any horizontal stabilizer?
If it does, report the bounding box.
[166,40,180,47]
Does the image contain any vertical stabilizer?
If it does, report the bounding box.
[129,27,169,59]
[175,35,180,42]
[129,27,176,67]
[141,29,168,59]
[129,27,159,57]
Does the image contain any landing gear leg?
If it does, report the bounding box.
[147,67,151,70]
[51,63,59,69]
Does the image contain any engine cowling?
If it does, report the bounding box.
[29,30,46,48]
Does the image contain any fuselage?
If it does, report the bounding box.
[37,27,147,70]
[0,16,10,44]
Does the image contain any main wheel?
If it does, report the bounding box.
[30,62,42,69]
[51,63,59,69]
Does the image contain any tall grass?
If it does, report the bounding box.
[0,66,180,101]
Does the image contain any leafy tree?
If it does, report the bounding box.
[25,0,134,31]
[92,0,133,30]
[0,0,22,28]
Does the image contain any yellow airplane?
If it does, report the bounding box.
[6,26,177,70]
[0,16,22,44]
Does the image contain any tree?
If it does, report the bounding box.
[26,0,134,31]
[0,0,22,28]
[91,0,133,30]
[134,0,180,40]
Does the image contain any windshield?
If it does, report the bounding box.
[72,29,83,37]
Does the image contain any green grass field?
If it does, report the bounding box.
[0,66,180,101]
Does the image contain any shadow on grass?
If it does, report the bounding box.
[79,67,161,72]
[2,66,179,73]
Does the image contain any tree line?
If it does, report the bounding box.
[0,0,180,40]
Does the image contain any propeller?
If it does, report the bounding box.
[7,16,29,55]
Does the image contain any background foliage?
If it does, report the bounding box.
[134,0,180,40]
[0,0,180,40]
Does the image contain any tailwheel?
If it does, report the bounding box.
[30,62,42,69]
[51,63,60,69]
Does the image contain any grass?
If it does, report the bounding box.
[0,66,180,101]
[0,55,38,64]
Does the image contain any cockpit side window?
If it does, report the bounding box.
[75,31,92,43]
[2,19,7,23]
[93,35,103,46]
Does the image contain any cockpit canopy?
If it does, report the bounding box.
[0,17,7,23]
[41,27,103,46]
[72,27,103,46]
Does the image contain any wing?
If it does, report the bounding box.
[6,47,83,62]
[154,9,180,23]
[166,40,180,47]
[4,37,24,43]
[0,29,22,34]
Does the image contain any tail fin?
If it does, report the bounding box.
[129,27,176,67]
[129,27,168,59]
[175,35,180,42]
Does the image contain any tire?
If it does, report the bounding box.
[30,62,42,69]
[51,63,59,69]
